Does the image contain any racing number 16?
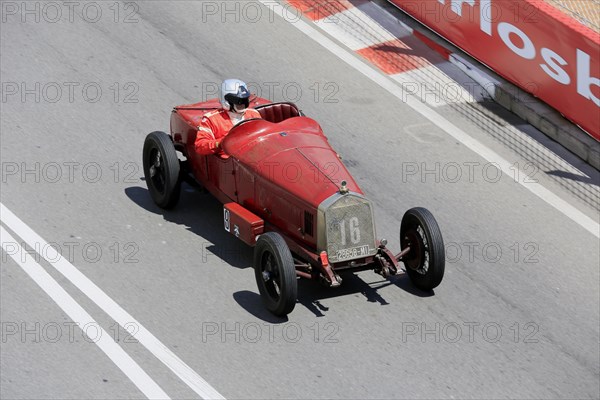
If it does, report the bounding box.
[340,217,361,245]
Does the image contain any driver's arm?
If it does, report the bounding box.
[194,117,221,155]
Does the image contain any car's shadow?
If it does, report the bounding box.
[232,290,289,323]
[126,183,434,319]
[231,273,434,320]
[296,272,434,317]
[125,183,252,269]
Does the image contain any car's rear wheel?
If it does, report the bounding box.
[400,207,445,290]
[143,131,181,209]
[253,232,297,316]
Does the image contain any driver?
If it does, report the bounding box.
[195,79,262,155]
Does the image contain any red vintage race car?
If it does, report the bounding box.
[142,97,445,316]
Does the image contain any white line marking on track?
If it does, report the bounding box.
[261,0,600,239]
[314,7,396,50]
[355,1,414,38]
[0,226,170,400]
[0,203,226,400]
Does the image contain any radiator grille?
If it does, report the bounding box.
[323,195,377,263]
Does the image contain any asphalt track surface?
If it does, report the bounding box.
[1,1,599,399]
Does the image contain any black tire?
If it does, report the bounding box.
[253,232,297,316]
[143,131,181,209]
[400,207,445,290]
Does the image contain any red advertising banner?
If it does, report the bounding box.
[389,0,600,140]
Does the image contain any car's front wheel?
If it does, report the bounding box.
[253,232,297,316]
[400,207,445,290]
[142,131,181,209]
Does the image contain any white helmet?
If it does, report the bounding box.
[221,79,251,113]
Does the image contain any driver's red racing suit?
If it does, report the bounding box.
[194,108,261,155]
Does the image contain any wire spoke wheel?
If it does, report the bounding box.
[262,253,282,300]
[149,149,166,193]
[142,131,181,209]
[400,207,445,290]
[254,232,297,316]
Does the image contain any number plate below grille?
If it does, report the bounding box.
[336,245,370,262]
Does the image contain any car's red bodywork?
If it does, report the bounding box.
[144,96,444,314]
[170,97,365,266]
